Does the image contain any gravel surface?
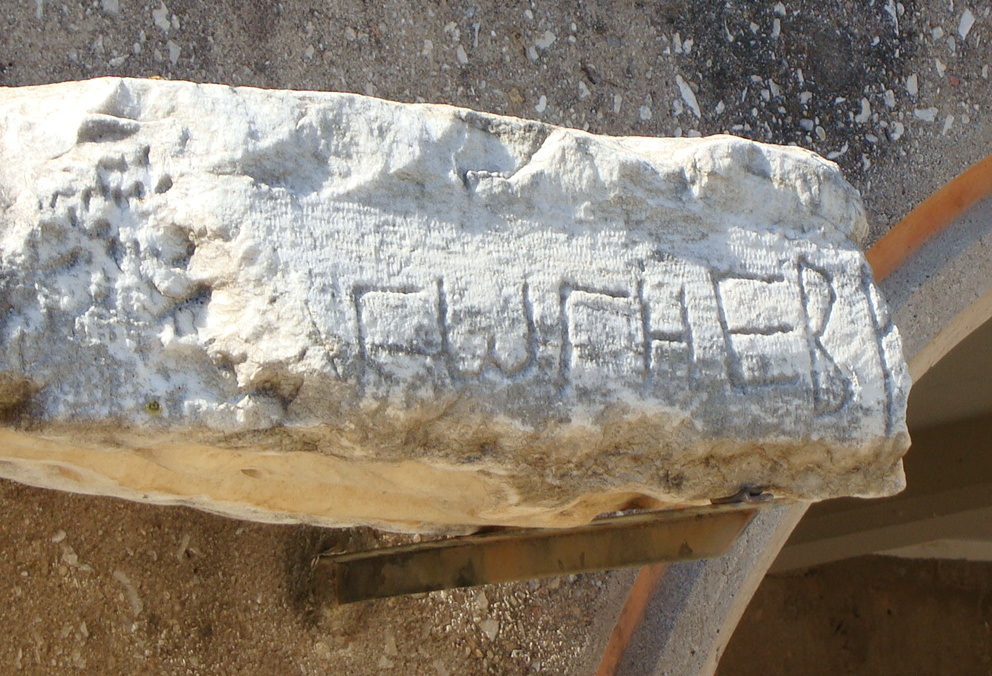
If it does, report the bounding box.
[2,0,992,673]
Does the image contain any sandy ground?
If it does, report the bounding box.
[3,0,992,673]
[721,556,992,676]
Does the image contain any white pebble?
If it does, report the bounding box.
[906,73,918,96]
[942,114,955,135]
[854,98,871,124]
[889,121,905,141]
[773,2,786,15]
[535,31,556,50]
[826,142,848,160]
[913,107,938,122]
[959,9,976,41]
[799,118,814,131]
[456,45,468,65]
[101,0,120,16]
[152,2,170,32]
[676,75,701,118]
[535,95,547,114]
[799,91,812,105]
[51,530,66,543]
[884,0,900,34]
[771,18,781,39]
[167,40,180,66]
[639,104,653,121]
[935,59,946,77]
[479,618,500,641]
[883,89,896,108]
[526,45,538,61]
[714,100,725,114]
[613,93,622,114]
[112,570,143,616]
[578,81,591,99]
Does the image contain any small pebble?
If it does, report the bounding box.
[959,9,976,41]
[854,98,871,124]
[676,75,701,118]
[167,40,180,66]
[535,31,556,50]
[942,114,954,135]
[479,618,500,641]
[152,2,170,32]
[906,73,919,96]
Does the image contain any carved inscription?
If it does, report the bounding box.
[561,284,644,390]
[799,259,851,414]
[349,256,859,415]
[714,273,809,388]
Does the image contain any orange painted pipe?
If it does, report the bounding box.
[868,153,992,281]
[594,563,668,676]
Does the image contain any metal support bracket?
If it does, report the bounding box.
[315,500,777,604]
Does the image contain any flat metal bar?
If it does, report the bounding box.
[315,502,767,605]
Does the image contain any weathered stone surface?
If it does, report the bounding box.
[0,78,909,531]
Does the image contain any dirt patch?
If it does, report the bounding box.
[721,555,992,675]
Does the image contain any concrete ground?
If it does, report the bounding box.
[3,0,992,673]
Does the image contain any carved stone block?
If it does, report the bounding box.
[0,78,910,531]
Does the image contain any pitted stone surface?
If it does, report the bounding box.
[0,78,909,531]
